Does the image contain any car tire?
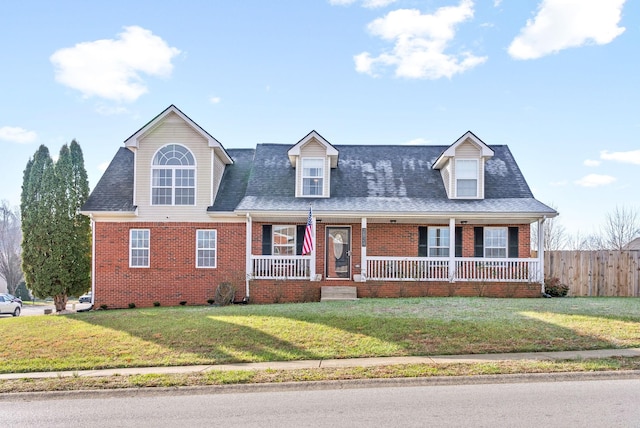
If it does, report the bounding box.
[13,307,20,317]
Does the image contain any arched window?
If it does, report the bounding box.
[151,144,196,205]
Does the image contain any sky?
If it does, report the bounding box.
[1,0,638,239]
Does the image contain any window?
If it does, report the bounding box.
[302,158,324,196]
[428,227,450,257]
[130,229,150,267]
[151,144,195,205]
[273,225,296,255]
[456,159,478,198]
[484,227,507,258]
[196,230,217,268]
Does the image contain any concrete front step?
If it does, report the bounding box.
[321,286,358,302]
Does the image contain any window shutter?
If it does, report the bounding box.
[455,227,463,257]
[262,225,272,255]
[508,227,519,258]
[474,227,484,257]
[418,226,427,257]
[296,225,305,255]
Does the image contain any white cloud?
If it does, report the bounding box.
[583,159,601,167]
[403,138,431,145]
[209,96,221,104]
[329,0,396,7]
[574,174,616,187]
[508,0,627,60]
[354,1,487,79]
[600,149,640,165]
[0,126,37,143]
[50,26,181,102]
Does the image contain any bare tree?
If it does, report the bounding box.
[565,230,605,251]
[0,200,23,294]
[531,203,567,251]
[601,205,640,251]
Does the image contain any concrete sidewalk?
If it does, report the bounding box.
[2,348,640,381]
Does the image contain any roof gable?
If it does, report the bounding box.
[124,104,233,165]
[287,130,339,167]
[433,131,494,170]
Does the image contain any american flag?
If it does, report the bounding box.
[302,207,314,255]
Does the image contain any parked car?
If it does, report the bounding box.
[79,291,92,303]
[0,293,22,307]
[0,294,20,317]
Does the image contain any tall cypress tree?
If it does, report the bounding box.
[21,142,91,312]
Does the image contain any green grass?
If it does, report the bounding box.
[1,297,639,374]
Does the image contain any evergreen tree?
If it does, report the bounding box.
[21,142,91,312]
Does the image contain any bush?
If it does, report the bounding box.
[153,301,161,307]
[100,304,108,310]
[179,301,187,306]
[207,298,215,305]
[215,282,236,306]
[128,303,136,309]
[544,277,569,297]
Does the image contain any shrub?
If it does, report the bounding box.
[215,282,236,306]
[207,298,215,305]
[128,303,136,309]
[153,301,161,307]
[545,277,569,297]
[179,301,187,306]
[100,304,108,310]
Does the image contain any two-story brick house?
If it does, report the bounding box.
[81,105,557,307]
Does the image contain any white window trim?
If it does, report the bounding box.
[273,225,296,255]
[484,227,507,258]
[455,158,479,199]
[300,157,325,197]
[129,229,150,268]
[196,229,217,269]
[428,227,450,257]
[150,144,197,206]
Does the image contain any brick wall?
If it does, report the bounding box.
[94,221,535,308]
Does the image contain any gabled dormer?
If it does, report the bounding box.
[287,130,339,198]
[432,131,494,199]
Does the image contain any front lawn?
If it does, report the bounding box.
[1,297,639,374]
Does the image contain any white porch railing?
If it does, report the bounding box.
[367,257,449,281]
[251,255,311,279]
[367,257,540,282]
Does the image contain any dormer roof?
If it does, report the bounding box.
[287,130,339,167]
[124,104,233,165]
[432,131,494,170]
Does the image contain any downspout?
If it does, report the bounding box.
[245,213,252,300]
[449,217,456,282]
[90,216,95,309]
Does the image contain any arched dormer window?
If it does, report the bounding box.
[151,144,196,205]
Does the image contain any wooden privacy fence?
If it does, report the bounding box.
[544,251,640,297]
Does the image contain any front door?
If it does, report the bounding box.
[326,227,351,279]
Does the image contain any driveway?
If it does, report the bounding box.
[17,302,93,316]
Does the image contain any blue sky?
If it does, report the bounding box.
[1,0,638,238]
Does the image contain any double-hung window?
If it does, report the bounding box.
[152,144,196,205]
[130,229,150,267]
[428,227,450,257]
[455,159,478,198]
[273,225,296,255]
[196,230,217,268]
[302,158,324,196]
[484,227,507,258]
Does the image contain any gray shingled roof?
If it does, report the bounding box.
[82,148,135,212]
[82,141,556,217]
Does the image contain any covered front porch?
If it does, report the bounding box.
[244,214,547,294]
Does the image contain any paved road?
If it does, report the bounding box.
[2,378,640,427]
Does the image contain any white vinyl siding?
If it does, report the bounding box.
[130,229,150,268]
[196,230,217,268]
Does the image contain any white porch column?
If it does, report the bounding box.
[310,216,317,280]
[538,217,546,292]
[449,217,456,282]
[245,214,252,298]
[361,217,367,281]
